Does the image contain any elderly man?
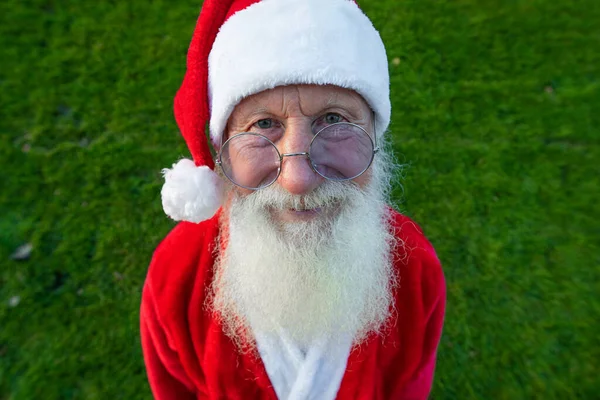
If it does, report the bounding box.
[140,0,446,399]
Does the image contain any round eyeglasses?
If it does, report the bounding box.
[215,121,379,190]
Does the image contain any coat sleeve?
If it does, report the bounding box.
[396,292,445,399]
[140,282,197,400]
[395,244,446,400]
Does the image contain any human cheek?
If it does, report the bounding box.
[227,140,280,188]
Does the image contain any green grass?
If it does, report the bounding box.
[1,0,598,398]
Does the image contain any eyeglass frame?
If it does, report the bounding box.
[215,111,379,191]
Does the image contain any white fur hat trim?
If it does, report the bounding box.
[208,0,390,144]
[161,159,224,223]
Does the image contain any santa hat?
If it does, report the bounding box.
[161,0,391,223]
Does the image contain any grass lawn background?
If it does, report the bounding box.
[1,0,598,398]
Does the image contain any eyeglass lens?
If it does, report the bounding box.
[219,123,374,190]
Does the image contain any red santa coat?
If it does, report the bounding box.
[140,209,446,399]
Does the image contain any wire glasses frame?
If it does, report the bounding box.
[215,113,379,191]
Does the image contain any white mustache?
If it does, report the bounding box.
[239,181,359,211]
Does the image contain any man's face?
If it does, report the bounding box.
[211,85,394,350]
[222,84,374,224]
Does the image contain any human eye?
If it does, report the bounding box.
[324,113,345,124]
[313,112,348,133]
[251,118,284,141]
[254,118,274,129]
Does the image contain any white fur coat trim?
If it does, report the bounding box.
[254,329,353,400]
[161,159,224,223]
[208,0,390,144]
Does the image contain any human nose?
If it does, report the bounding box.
[277,124,323,195]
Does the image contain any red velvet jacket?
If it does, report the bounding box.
[140,209,446,399]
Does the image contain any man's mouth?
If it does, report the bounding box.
[267,200,342,223]
[290,207,322,213]
[269,206,323,222]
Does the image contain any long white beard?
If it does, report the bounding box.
[210,162,397,351]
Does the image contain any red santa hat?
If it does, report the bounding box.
[161,0,391,223]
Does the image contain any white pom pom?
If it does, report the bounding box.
[161,159,224,223]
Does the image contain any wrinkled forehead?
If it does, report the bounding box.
[230,85,372,122]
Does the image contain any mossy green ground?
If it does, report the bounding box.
[1,0,598,398]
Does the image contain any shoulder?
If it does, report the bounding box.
[387,208,446,313]
[388,209,439,264]
[143,212,221,321]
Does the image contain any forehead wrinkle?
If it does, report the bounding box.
[324,92,368,122]
[230,85,371,129]
[324,91,360,117]
[296,86,368,122]
[281,86,304,117]
[325,90,340,108]
[247,94,270,118]
[293,85,327,117]
[229,95,268,128]
[279,86,288,116]
[238,87,299,122]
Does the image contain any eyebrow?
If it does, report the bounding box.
[232,95,367,125]
[229,107,268,128]
[322,98,364,121]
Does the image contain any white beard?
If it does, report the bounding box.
[210,161,397,352]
